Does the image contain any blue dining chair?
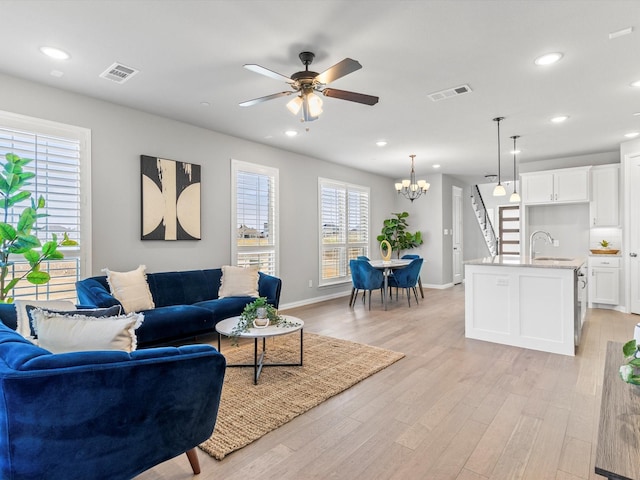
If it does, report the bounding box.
[388,258,424,306]
[356,255,370,261]
[349,259,384,310]
[402,254,424,298]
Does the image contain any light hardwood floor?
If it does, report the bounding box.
[135,285,636,480]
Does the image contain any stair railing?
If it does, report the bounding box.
[471,185,499,255]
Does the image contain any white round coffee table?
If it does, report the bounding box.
[215,315,304,385]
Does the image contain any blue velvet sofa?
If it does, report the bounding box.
[0,320,226,479]
[76,268,282,347]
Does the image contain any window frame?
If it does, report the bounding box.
[230,159,279,276]
[0,109,92,301]
[318,177,370,287]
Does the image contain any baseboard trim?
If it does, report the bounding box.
[280,282,460,310]
[279,290,351,311]
[423,282,455,290]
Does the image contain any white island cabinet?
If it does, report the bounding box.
[465,256,586,356]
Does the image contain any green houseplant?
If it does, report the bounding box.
[0,153,77,303]
[376,211,423,259]
[230,297,296,345]
[620,339,640,385]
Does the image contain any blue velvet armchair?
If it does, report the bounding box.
[349,259,384,310]
[388,258,424,306]
[0,319,226,479]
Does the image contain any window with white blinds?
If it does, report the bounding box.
[319,178,369,286]
[231,160,278,276]
[0,111,90,301]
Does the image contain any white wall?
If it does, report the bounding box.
[0,73,397,307]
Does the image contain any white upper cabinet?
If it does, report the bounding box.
[521,166,591,205]
[590,164,620,227]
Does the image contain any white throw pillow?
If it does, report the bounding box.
[103,265,155,313]
[14,299,75,339]
[31,309,144,354]
[218,265,259,298]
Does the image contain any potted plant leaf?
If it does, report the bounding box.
[376,211,423,259]
[0,153,77,303]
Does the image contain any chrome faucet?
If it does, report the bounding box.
[529,230,554,260]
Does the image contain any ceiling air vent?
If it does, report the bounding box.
[99,62,139,84]
[427,84,472,102]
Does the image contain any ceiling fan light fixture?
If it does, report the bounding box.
[286,96,303,115]
[306,92,323,117]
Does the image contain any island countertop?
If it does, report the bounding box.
[465,255,586,269]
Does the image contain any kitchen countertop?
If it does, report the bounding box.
[465,255,587,269]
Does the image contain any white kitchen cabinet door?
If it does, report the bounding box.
[590,165,620,227]
[521,172,554,203]
[521,167,590,205]
[555,168,590,202]
[591,267,620,305]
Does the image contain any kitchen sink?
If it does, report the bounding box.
[534,257,574,261]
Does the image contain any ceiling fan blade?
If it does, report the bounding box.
[239,91,294,107]
[243,64,294,84]
[315,58,362,84]
[322,88,379,106]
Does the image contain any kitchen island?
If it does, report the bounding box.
[464,255,586,356]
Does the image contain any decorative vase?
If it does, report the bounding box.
[380,240,392,262]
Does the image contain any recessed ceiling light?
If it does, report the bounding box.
[631,80,640,88]
[633,112,640,116]
[284,130,298,137]
[39,46,70,60]
[50,70,64,78]
[534,52,563,66]
[510,149,521,154]
[624,132,640,138]
[550,115,569,123]
[432,164,441,169]
[376,140,387,147]
[200,101,210,107]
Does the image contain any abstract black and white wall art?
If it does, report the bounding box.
[141,155,201,240]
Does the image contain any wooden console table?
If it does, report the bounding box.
[595,341,640,480]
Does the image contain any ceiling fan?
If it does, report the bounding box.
[239,51,379,122]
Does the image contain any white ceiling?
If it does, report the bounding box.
[1,0,639,182]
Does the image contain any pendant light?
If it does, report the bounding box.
[493,117,506,196]
[510,135,521,203]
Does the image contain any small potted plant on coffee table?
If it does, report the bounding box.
[230,297,295,345]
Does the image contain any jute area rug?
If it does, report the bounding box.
[199,332,405,460]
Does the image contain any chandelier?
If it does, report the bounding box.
[395,155,430,202]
